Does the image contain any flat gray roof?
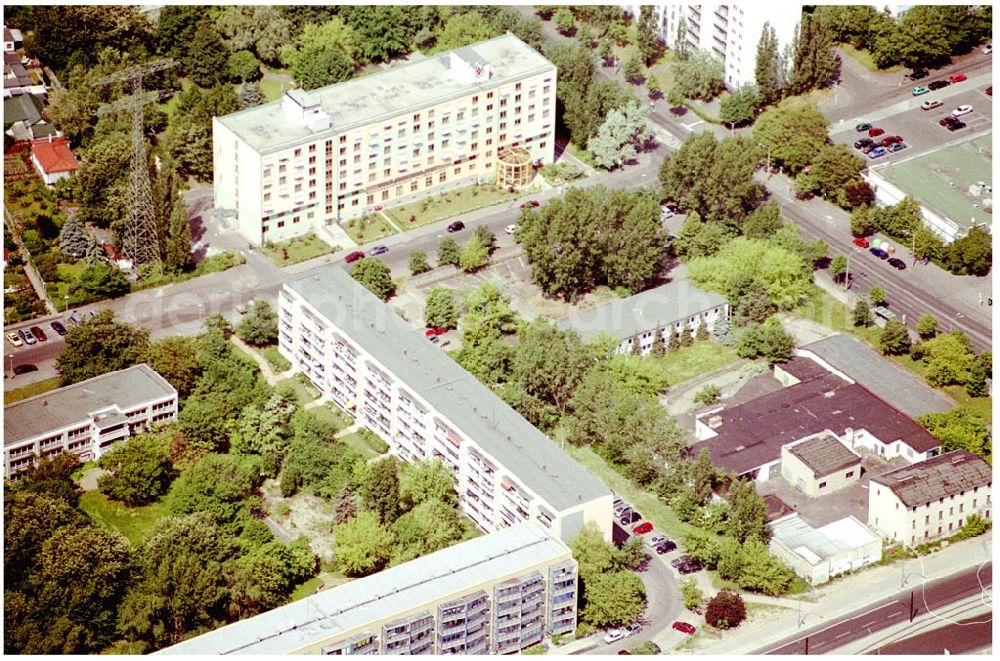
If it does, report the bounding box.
[218,33,555,153]
[4,364,176,447]
[158,522,568,655]
[871,450,992,508]
[770,515,880,565]
[801,334,953,418]
[285,267,610,513]
[786,432,861,478]
[557,278,727,342]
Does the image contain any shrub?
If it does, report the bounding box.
[705,589,746,629]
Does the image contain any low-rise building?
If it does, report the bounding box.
[556,278,728,356]
[158,521,577,655]
[30,135,80,186]
[868,450,992,547]
[781,431,862,497]
[278,267,613,542]
[3,364,178,478]
[769,514,882,585]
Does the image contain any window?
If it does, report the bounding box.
[352,199,359,206]
[277,220,285,228]
[439,172,446,183]
[819,481,827,489]
[368,173,376,182]
[472,95,479,103]
[340,147,347,155]
[279,176,287,185]
[960,503,964,513]
[925,515,930,524]
[384,146,391,155]
[294,148,302,157]
[279,164,286,173]
[845,471,854,478]
[366,193,374,204]
[294,183,302,192]
[425,176,433,187]
[339,170,347,178]
[309,156,316,164]
[413,113,420,122]
[340,135,347,144]
[384,168,391,177]
[263,192,271,201]
[354,155,361,164]
[410,180,418,192]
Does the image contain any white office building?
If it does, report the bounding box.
[3,364,178,478]
[278,267,614,543]
[213,33,557,247]
[625,3,802,88]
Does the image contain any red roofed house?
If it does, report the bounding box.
[30,135,79,186]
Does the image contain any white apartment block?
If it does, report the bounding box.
[557,278,729,356]
[213,33,557,247]
[278,267,614,543]
[625,3,801,88]
[159,522,577,655]
[3,364,178,478]
[868,450,992,547]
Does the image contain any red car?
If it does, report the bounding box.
[868,127,885,138]
[632,522,653,535]
[948,72,967,83]
[880,135,903,146]
[424,327,447,337]
[852,237,870,249]
[672,622,697,635]
[344,250,365,264]
[519,200,540,209]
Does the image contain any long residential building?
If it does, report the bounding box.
[3,364,178,478]
[159,522,578,655]
[213,33,557,247]
[868,450,992,547]
[624,3,801,88]
[278,267,613,542]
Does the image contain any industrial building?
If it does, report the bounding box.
[769,514,882,585]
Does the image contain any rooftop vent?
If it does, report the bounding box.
[734,445,746,452]
[824,391,836,398]
[951,455,967,465]
[708,415,723,428]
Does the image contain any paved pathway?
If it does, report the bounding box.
[228,335,287,386]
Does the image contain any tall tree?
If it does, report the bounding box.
[349,258,395,301]
[424,287,458,329]
[590,101,654,170]
[788,12,839,95]
[58,213,92,258]
[755,22,783,105]
[236,299,279,346]
[360,457,401,525]
[97,432,175,506]
[333,511,395,577]
[753,101,830,174]
[671,50,725,100]
[56,310,150,385]
[727,479,770,543]
[879,319,912,356]
[348,5,409,63]
[637,6,662,65]
[187,17,230,87]
[163,197,192,273]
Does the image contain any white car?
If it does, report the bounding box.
[952,105,974,116]
[983,44,992,54]
[603,629,625,644]
[660,206,675,219]
[504,224,517,235]
[646,534,669,548]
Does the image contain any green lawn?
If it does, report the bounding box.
[310,402,354,433]
[340,429,388,457]
[290,576,324,601]
[275,376,321,406]
[560,442,695,543]
[263,345,291,372]
[160,78,195,123]
[56,260,87,281]
[792,285,882,346]
[259,77,287,102]
[4,376,61,404]
[385,184,513,228]
[565,142,597,168]
[261,232,335,267]
[79,489,173,547]
[342,213,397,244]
[652,342,742,386]
[839,43,903,74]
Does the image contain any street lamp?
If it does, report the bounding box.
[8,353,13,379]
[844,246,865,290]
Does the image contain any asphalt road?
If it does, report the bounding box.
[757,562,992,655]
[873,613,993,655]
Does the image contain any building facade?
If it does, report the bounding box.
[3,364,178,478]
[868,450,992,547]
[625,4,801,88]
[769,514,882,585]
[557,278,729,356]
[159,522,577,655]
[278,267,613,542]
[213,34,557,247]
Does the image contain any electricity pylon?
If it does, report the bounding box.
[93,59,177,269]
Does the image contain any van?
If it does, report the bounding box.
[921,99,943,110]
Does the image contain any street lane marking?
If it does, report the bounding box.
[862,621,875,628]
[836,631,852,639]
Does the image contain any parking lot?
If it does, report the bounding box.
[830,84,992,163]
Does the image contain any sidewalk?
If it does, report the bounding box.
[699,533,992,655]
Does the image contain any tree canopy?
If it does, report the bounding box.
[56,310,150,385]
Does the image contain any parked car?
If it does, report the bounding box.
[852,236,870,248]
[867,147,888,159]
[671,556,691,568]
[940,116,959,127]
[446,220,465,233]
[519,200,540,209]
[344,250,365,264]
[868,127,885,137]
[911,85,929,96]
[18,328,36,345]
[952,104,973,116]
[870,247,889,259]
[68,311,84,325]
[613,494,625,507]
[983,44,993,54]
[908,68,929,80]
[888,142,908,153]
[632,521,653,535]
[672,622,697,635]
[621,510,642,525]
[624,622,642,637]
[862,142,880,154]
[368,245,389,256]
[424,327,447,337]
[948,72,967,83]
[888,257,907,270]
[987,86,993,96]
[504,224,517,235]
[677,560,703,574]
[660,206,675,219]
[854,122,872,131]
[947,119,967,131]
[13,363,37,375]
[646,535,669,548]
[928,80,951,90]
[920,99,943,110]
[614,504,631,518]
[880,135,903,146]
[29,326,47,342]
[604,629,625,644]
[853,138,874,150]
[656,540,678,554]
[6,332,23,348]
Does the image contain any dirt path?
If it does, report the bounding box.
[77,466,108,491]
